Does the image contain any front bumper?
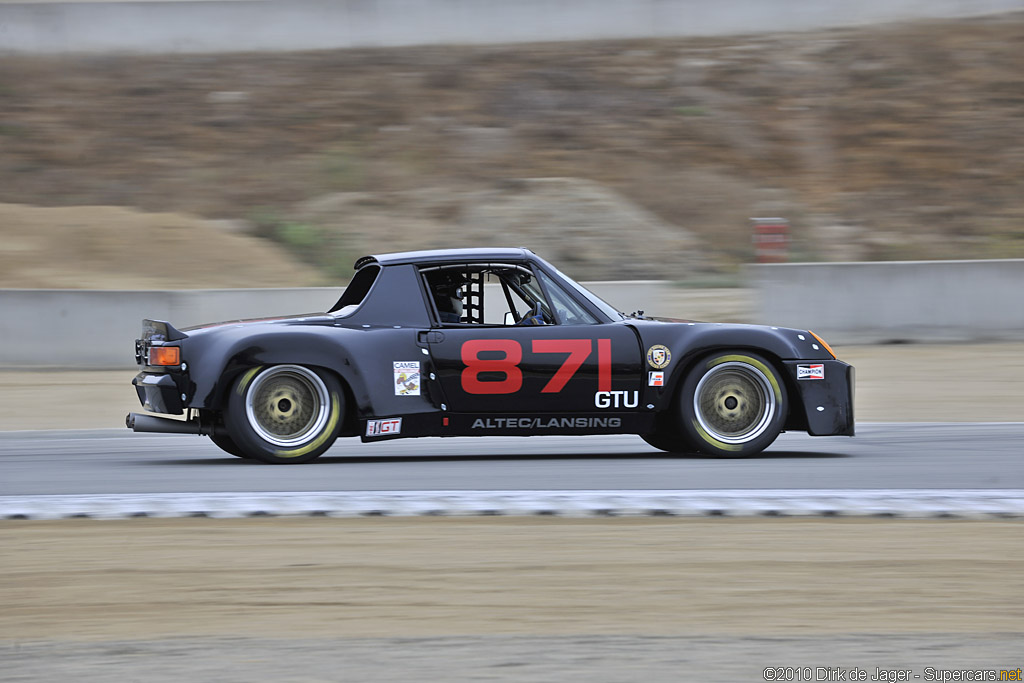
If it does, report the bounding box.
[133,371,185,415]
[782,360,855,436]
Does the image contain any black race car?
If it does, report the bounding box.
[128,247,854,463]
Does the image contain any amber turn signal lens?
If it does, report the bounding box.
[148,346,181,366]
[808,330,836,359]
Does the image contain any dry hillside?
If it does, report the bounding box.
[0,12,1022,284]
[0,203,313,288]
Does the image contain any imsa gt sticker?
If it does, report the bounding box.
[366,417,402,437]
[394,361,421,396]
[797,364,826,380]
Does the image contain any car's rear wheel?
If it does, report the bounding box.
[224,364,344,464]
[209,432,252,459]
[679,351,787,458]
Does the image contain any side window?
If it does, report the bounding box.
[535,269,599,325]
[482,271,536,324]
[423,268,476,324]
[422,265,575,326]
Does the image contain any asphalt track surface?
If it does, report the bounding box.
[2,423,1022,496]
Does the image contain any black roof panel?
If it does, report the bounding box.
[363,247,534,268]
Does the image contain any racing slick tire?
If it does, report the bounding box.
[640,432,696,454]
[209,432,253,459]
[224,364,344,464]
[678,351,787,458]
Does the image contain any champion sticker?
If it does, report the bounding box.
[646,345,671,369]
[648,371,664,387]
[394,361,420,396]
[797,364,825,380]
[366,417,402,437]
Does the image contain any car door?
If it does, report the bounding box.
[423,264,643,414]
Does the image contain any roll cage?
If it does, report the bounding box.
[418,261,608,327]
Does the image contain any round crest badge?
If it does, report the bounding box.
[646,344,671,369]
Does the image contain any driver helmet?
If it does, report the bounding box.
[436,290,463,323]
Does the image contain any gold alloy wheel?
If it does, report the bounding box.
[243,365,330,447]
[693,361,776,444]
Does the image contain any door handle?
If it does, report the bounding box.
[417,330,445,344]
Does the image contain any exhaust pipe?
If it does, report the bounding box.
[126,412,205,435]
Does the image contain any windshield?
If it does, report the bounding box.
[549,266,625,321]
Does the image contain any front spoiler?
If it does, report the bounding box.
[782,360,855,436]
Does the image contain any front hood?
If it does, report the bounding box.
[627,318,835,361]
[646,316,700,323]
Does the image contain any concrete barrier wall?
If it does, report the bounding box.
[0,281,668,368]
[748,259,1024,344]
[0,287,340,368]
[2,0,1023,53]
[3,261,1021,368]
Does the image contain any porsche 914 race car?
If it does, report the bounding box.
[127,247,854,463]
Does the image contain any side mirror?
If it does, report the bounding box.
[504,311,516,326]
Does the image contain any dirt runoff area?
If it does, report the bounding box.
[2,517,1023,682]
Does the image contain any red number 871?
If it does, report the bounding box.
[461,338,611,395]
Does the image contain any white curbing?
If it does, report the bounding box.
[2,490,1024,520]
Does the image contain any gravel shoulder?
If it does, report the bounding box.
[2,518,1022,681]
[5,517,1021,640]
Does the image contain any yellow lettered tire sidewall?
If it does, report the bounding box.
[224,365,345,464]
[684,351,786,457]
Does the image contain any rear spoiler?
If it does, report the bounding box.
[141,319,189,342]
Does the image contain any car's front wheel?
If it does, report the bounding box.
[224,364,344,464]
[680,351,787,457]
[640,431,695,454]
